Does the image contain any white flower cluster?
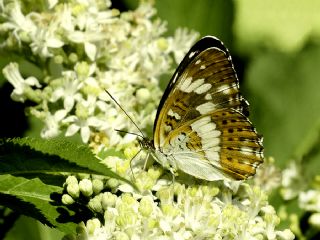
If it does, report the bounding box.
[280,161,305,201]
[280,161,320,239]
[253,157,282,194]
[299,188,320,229]
[1,0,198,145]
[63,174,294,240]
[280,161,320,237]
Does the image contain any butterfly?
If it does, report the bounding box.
[109,36,264,181]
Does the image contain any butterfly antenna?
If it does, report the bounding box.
[105,90,145,138]
[115,129,144,138]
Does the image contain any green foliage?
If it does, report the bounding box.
[0,137,132,234]
[98,147,125,160]
[0,175,75,233]
[234,0,320,54]
[0,137,129,179]
[244,44,320,171]
[4,216,64,240]
[244,44,320,238]
[156,0,234,46]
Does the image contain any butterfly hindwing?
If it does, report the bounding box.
[157,109,263,180]
[152,36,263,181]
[210,109,263,180]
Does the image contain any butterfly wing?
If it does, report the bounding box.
[153,36,263,180]
[156,109,263,180]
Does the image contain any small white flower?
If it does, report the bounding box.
[167,28,200,64]
[30,27,64,57]
[281,161,305,200]
[68,31,98,61]
[254,157,282,193]
[299,189,320,212]
[55,4,74,33]
[50,71,83,112]
[1,1,37,41]
[282,162,299,187]
[309,212,320,228]
[41,109,68,138]
[67,7,119,61]
[63,95,103,143]
[2,62,41,102]
[276,229,295,240]
[47,0,58,9]
[64,115,102,143]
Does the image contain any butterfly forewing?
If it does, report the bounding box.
[154,37,248,147]
[152,36,263,181]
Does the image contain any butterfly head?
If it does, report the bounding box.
[137,137,154,151]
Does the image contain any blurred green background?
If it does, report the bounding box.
[2,0,320,239]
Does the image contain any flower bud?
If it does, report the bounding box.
[309,213,320,228]
[79,179,93,197]
[86,218,101,235]
[136,88,150,104]
[102,192,117,209]
[66,176,78,185]
[92,179,104,194]
[139,196,153,217]
[67,183,80,199]
[88,195,103,213]
[62,194,75,205]
[114,232,129,240]
[107,178,119,189]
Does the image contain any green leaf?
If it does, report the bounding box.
[0,137,135,233]
[0,206,20,239]
[234,0,320,53]
[155,0,234,45]
[4,216,64,240]
[98,147,125,159]
[0,175,76,233]
[244,44,320,174]
[0,137,130,183]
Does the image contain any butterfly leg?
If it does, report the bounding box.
[143,152,150,170]
[129,148,143,181]
[168,166,177,184]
